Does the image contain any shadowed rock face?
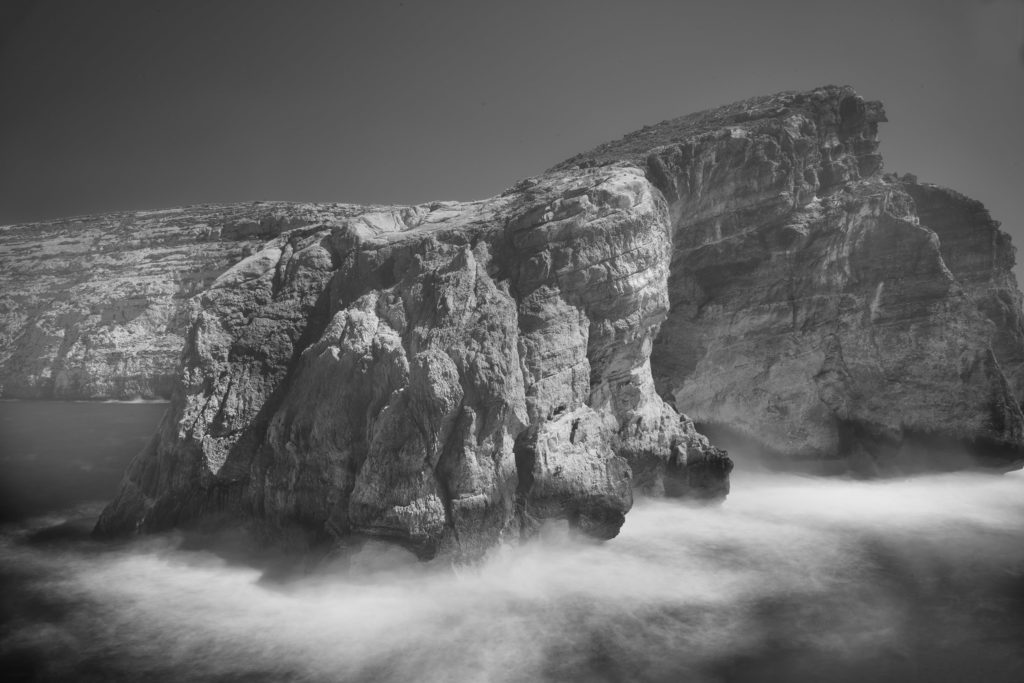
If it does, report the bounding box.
[93,168,729,559]
[5,83,1021,556]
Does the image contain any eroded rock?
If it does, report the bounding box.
[556,85,1024,472]
[4,83,1020,556]
[94,168,727,558]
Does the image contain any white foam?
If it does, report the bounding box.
[2,471,1023,681]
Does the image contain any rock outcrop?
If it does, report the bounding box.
[94,168,729,559]
[4,83,1022,557]
[554,86,1024,472]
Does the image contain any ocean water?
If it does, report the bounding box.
[0,400,165,522]
[1,401,1022,682]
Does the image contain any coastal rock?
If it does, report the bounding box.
[899,179,1024,404]
[95,168,729,558]
[555,85,1024,472]
[4,83,1021,557]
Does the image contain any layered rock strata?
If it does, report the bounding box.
[554,86,1024,472]
[94,168,729,558]
[4,83,1021,557]
[0,204,357,398]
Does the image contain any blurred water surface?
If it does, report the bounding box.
[0,401,1022,682]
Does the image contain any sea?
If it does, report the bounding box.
[1,400,1022,682]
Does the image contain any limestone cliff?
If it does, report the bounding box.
[0,204,357,399]
[554,86,1024,472]
[5,83,1022,557]
[93,168,729,558]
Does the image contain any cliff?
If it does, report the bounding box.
[552,86,1024,472]
[93,167,730,559]
[0,203,358,399]
[3,84,1021,557]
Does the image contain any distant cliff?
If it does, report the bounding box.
[0,203,359,399]
[3,84,1021,557]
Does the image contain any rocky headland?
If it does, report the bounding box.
[2,85,1022,557]
[552,90,1024,473]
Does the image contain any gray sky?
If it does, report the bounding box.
[1,0,1022,272]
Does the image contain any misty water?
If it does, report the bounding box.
[1,402,1023,682]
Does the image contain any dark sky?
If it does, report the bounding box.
[1,0,1022,271]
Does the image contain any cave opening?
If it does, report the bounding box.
[513,427,537,498]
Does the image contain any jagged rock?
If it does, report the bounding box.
[94,168,729,558]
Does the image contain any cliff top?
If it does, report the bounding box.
[550,84,885,172]
[1,85,889,239]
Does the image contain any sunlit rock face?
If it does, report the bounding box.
[95,168,730,558]
[0,204,358,399]
[555,85,1024,472]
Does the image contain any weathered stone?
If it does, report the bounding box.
[0,203,360,399]
[5,83,1021,558]
[555,85,1024,472]
[94,167,724,558]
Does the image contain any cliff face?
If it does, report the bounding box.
[900,180,1024,405]
[0,203,357,399]
[5,83,1021,557]
[94,168,729,559]
[555,86,1024,472]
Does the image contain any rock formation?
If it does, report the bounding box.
[552,86,1024,473]
[93,167,729,559]
[0,204,357,399]
[3,83,1022,557]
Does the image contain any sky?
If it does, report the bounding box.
[1,0,1022,272]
